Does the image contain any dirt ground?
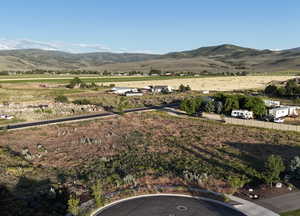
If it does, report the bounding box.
[112,76,296,91]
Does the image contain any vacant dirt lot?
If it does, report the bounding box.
[112,76,295,91]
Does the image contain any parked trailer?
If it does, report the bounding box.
[264,100,280,108]
[268,106,298,119]
[231,110,254,119]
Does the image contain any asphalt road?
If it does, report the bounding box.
[0,104,178,130]
[95,195,247,216]
[256,191,300,213]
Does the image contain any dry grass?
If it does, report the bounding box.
[112,75,295,91]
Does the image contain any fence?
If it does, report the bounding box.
[202,113,300,132]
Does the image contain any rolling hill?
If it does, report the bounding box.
[0,44,300,74]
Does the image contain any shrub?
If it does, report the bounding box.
[67,194,80,216]
[91,181,105,207]
[203,101,215,113]
[55,95,68,103]
[72,99,92,105]
[178,84,191,92]
[228,175,249,194]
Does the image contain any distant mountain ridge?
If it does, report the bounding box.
[0,44,299,74]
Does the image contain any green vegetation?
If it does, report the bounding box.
[72,98,92,105]
[0,75,199,84]
[91,181,105,207]
[263,155,285,187]
[68,195,80,216]
[228,175,249,194]
[265,79,300,98]
[178,84,191,92]
[281,209,300,216]
[54,95,69,103]
[180,93,266,117]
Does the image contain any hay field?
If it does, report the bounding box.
[112,76,296,91]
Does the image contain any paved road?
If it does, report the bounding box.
[0,104,178,130]
[255,191,300,213]
[94,195,246,216]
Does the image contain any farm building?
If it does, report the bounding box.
[264,100,280,108]
[268,106,298,118]
[231,110,254,119]
[111,87,138,95]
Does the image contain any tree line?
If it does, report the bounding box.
[180,93,266,117]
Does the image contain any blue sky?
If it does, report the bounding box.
[0,0,300,53]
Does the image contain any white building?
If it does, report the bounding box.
[231,110,254,119]
[111,87,138,95]
[269,106,298,118]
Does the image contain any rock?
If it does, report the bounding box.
[248,188,254,192]
[276,182,282,188]
[21,148,29,155]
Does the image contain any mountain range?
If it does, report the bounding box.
[0,44,300,74]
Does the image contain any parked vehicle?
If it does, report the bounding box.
[231,110,253,119]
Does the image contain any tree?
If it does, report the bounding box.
[67,77,82,89]
[180,97,201,115]
[223,96,239,114]
[263,155,285,187]
[215,101,223,114]
[203,101,215,113]
[179,84,191,92]
[116,97,128,114]
[286,79,298,96]
[68,194,80,216]
[91,181,105,207]
[243,96,266,117]
[265,85,278,96]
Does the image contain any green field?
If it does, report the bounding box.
[281,209,300,216]
[0,75,203,84]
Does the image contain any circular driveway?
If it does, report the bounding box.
[94,195,247,216]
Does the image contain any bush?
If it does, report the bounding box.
[54,95,68,103]
[228,175,249,194]
[203,101,215,113]
[178,84,191,92]
[67,194,80,216]
[91,181,105,207]
[72,99,92,105]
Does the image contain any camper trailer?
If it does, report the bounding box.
[231,110,254,119]
[268,106,298,119]
[264,100,280,108]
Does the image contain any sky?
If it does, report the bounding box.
[0,0,300,53]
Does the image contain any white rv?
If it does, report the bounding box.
[268,106,298,119]
[231,110,254,119]
[264,100,280,108]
